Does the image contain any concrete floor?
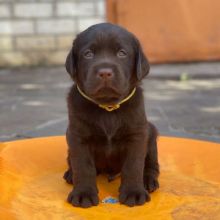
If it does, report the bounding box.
[0,63,220,143]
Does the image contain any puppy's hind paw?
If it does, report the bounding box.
[63,169,73,184]
[144,175,159,193]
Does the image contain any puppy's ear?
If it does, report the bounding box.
[136,42,150,80]
[65,47,76,79]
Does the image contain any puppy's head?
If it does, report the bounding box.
[65,23,150,105]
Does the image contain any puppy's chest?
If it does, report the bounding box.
[97,113,124,140]
[90,114,126,152]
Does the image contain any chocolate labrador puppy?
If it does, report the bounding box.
[64,23,159,208]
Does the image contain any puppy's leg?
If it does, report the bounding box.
[119,132,150,207]
[144,122,160,192]
[66,130,99,208]
[63,153,73,184]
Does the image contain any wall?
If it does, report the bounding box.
[0,0,105,67]
[107,0,220,63]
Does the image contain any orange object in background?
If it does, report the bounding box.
[1,136,220,219]
[107,0,220,63]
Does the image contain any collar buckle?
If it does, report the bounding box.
[99,104,120,112]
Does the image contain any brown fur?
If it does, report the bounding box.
[64,23,159,208]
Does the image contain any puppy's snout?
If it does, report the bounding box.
[97,68,114,80]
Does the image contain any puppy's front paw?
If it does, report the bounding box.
[119,186,150,207]
[67,188,99,208]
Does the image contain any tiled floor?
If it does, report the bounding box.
[0,63,220,142]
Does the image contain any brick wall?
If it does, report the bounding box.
[0,0,106,67]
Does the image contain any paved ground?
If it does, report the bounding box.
[0,62,220,143]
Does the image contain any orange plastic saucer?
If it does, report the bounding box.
[0,136,220,220]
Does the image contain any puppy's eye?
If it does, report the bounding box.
[117,49,127,58]
[83,50,94,59]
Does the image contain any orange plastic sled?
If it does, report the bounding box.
[1,136,220,220]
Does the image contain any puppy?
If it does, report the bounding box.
[64,23,159,208]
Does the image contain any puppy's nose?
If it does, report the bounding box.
[97,68,114,79]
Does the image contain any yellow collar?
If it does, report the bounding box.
[76,85,136,112]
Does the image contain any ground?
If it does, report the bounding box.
[0,62,220,142]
